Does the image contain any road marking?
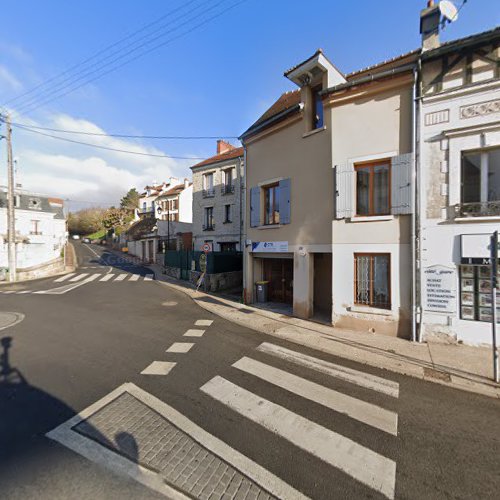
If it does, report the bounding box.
[17,290,31,294]
[47,383,306,500]
[69,273,89,282]
[201,376,396,499]
[128,274,140,281]
[99,274,114,282]
[54,273,76,282]
[85,274,101,282]
[195,320,213,326]
[257,342,399,398]
[183,329,205,337]
[144,274,154,281]
[233,357,398,436]
[114,273,128,281]
[141,361,177,375]
[2,291,16,294]
[166,342,195,353]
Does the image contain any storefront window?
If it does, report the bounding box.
[459,264,500,322]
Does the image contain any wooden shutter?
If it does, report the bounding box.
[391,153,413,215]
[279,178,291,224]
[250,186,260,227]
[335,163,354,219]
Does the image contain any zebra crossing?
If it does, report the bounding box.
[54,272,154,283]
[200,342,400,499]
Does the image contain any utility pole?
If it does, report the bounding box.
[3,114,16,282]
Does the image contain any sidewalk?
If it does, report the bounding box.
[121,251,500,399]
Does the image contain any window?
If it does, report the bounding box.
[264,184,280,225]
[142,201,146,211]
[459,264,500,322]
[223,169,235,194]
[312,86,324,129]
[461,148,500,216]
[220,242,237,252]
[30,220,41,235]
[355,160,391,216]
[204,207,214,230]
[203,173,215,197]
[354,254,391,309]
[224,204,232,223]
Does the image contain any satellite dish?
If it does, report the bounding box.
[439,0,458,22]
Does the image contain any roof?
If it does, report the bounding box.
[0,191,65,219]
[345,49,420,79]
[191,146,244,169]
[284,49,325,76]
[156,182,192,199]
[126,215,157,240]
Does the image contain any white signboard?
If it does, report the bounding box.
[251,241,288,253]
[423,265,457,313]
[461,233,499,259]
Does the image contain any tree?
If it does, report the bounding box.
[67,207,106,235]
[102,207,133,231]
[120,188,140,212]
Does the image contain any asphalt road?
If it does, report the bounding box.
[0,242,499,499]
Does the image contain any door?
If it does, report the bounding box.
[263,258,293,304]
[148,240,154,263]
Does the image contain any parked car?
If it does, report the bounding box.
[82,238,91,243]
[72,235,80,240]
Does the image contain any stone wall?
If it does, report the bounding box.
[190,270,242,293]
[12,257,66,282]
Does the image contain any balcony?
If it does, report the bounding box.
[202,188,215,198]
[202,223,215,231]
[453,201,500,219]
[221,184,235,195]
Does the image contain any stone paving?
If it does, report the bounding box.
[73,392,275,500]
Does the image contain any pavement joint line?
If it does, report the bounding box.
[141,361,177,375]
[201,376,396,499]
[166,343,195,353]
[183,329,205,337]
[47,383,307,500]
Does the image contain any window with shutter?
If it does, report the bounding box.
[250,187,260,227]
[335,163,355,219]
[390,153,413,215]
[279,178,291,224]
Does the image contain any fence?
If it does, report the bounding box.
[164,250,242,276]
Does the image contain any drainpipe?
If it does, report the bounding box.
[241,145,247,303]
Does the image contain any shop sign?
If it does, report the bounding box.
[251,241,288,253]
[423,265,457,313]
[461,233,499,264]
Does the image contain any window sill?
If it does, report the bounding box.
[302,126,326,139]
[349,215,394,223]
[222,221,233,224]
[256,224,280,230]
[453,216,500,223]
[348,305,392,316]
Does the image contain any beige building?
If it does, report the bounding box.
[241,50,345,319]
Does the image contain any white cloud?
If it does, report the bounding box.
[0,65,22,92]
[2,112,195,209]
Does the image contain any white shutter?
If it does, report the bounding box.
[391,153,413,215]
[335,163,354,219]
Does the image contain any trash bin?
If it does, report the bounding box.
[255,281,269,303]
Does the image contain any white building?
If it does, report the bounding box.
[418,9,500,345]
[0,187,66,277]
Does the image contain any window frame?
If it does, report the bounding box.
[354,252,392,310]
[311,85,324,130]
[204,206,214,230]
[263,183,280,225]
[224,204,232,223]
[354,159,392,217]
[461,146,500,204]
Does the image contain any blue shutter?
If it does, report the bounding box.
[391,153,413,215]
[279,178,291,224]
[250,187,260,227]
[335,163,354,219]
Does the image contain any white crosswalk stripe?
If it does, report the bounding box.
[257,342,399,398]
[54,273,76,282]
[85,274,101,282]
[233,357,398,435]
[69,273,89,282]
[114,273,127,281]
[144,274,154,281]
[201,376,397,499]
[99,274,114,282]
[128,274,140,281]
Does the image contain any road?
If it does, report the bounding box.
[0,242,499,499]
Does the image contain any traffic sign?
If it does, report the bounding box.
[202,243,211,254]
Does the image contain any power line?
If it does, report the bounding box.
[14,0,246,116]
[9,121,238,140]
[2,0,200,108]
[11,123,207,160]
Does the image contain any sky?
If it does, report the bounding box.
[0,0,499,210]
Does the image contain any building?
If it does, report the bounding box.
[329,52,417,338]
[155,179,193,225]
[241,50,344,318]
[191,140,244,253]
[137,178,181,217]
[417,8,500,345]
[0,187,66,279]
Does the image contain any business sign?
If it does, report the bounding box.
[423,265,457,313]
[251,241,288,253]
[461,233,500,264]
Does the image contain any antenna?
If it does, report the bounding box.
[439,0,459,23]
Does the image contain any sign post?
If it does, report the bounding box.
[490,230,498,383]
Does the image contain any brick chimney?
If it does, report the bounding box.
[420,0,441,51]
[217,140,235,155]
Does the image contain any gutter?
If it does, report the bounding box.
[320,63,417,96]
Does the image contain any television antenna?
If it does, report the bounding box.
[439,0,459,25]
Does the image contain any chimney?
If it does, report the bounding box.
[420,0,441,51]
[217,140,235,155]
[168,176,180,187]
[184,178,189,189]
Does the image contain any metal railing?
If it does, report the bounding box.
[221,184,235,195]
[453,201,500,218]
[202,223,215,231]
[202,188,215,198]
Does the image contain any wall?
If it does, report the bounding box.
[179,185,193,223]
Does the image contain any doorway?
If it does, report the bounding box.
[263,258,293,304]
[313,253,332,321]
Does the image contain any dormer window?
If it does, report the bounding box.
[312,86,324,129]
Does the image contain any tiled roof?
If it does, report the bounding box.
[156,182,192,198]
[345,49,420,79]
[126,215,157,240]
[284,49,324,76]
[191,146,244,169]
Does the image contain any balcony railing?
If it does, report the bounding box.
[202,188,215,198]
[453,201,500,218]
[202,223,215,231]
[221,184,235,195]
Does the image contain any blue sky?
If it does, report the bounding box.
[0,0,499,207]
